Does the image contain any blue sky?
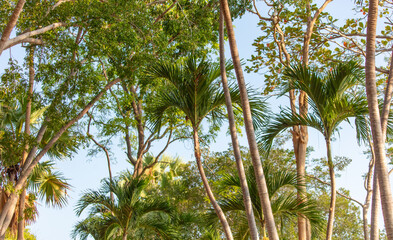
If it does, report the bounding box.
[1,0,390,239]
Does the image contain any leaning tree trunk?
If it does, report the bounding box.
[218,8,259,240]
[365,0,393,239]
[219,0,279,239]
[192,128,233,240]
[325,139,336,240]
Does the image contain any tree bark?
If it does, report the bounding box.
[370,43,393,240]
[17,46,35,240]
[325,139,336,240]
[370,170,380,240]
[219,0,279,239]
[0,0,26,55]
[299,1,330,238]
[192,129,233,240]
[0,78,121,238]
[218,9,259,240]
[365,0,393,239]
[364,137,375,240]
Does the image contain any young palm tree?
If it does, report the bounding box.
[215,164,324,239]
[73,176,175,240]
[148,55,267,240]
[260,61,368,240]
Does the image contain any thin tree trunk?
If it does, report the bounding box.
[0,78,121,238]
[17,47,35,240]
[218,8,259,240]
[219,0,279,239]
[370,170,380,240]
[299,1,330,238]
[192,128,233,240]
[325,139,336,240]
[365,0,393,239]
[363,161,373,240]
[0,0,26,55]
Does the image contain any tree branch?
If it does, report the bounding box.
[3,23,66,51]
[307,174,364,207]
[0,0,26,55]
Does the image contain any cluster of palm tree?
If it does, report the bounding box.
[71,54,371,240]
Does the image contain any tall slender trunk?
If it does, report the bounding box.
[325,138,336,240]
[192,128,233,240]
[370,170,380,240]
[218,8,259,240]
[367,128,379,240]
[17,47,35,240]
[366,1,393,239]
[370,44,393,240]
[219,0,279,239]
[363,162,373,240]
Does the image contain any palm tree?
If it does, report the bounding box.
[215,164,324,239]
[148,55,267,239]
[260,61,368,240]
[365,0,393,239]
[219,7,259,240]
[73,175,175,240]
[218,0,280,238]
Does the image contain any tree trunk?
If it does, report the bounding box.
[218,8,259,240]
[17,46,35,240]
[370,170,380,240]
[0,0,26,55]
[369,48,393,240]
[0,78,121,238]
[325,139,336,240]
[219,0,279,239]
[365,0,393,239]
[192,128,233,239]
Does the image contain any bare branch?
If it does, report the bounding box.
[140,128,173,175]
[307,174,363,207]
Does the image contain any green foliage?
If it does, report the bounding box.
[5,228,37,240]
[73,175,177,240]
[259,61,368,154]
[214,164,324,239]
[28,161,71,208]
[148,55,267,133]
